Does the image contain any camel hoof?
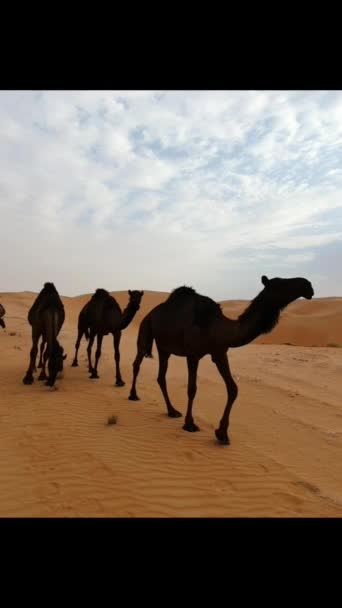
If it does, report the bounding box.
[128,394,140,401]
[168,409,182,418]
[183,422,200,432]
[90,372,99,379]
[23,376,33,385]
[71,361,78,367]
[115,380,125,387]
[215,429,230,445]
[47,385,58,391]
[38,374,47,382]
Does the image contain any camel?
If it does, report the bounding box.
[23,282,67,387]
[71,288,144,386]
[128,275,314,445]
[0,303,5,329]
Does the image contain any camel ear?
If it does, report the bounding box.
[141,291,144,296]
[128,290,132,296]
[261,275,269,286]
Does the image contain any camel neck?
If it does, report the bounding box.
[233,316,266,347]
[119,302,140,330]
[225,301,285,348]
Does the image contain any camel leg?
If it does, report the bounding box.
[38,347,49,381]
[213,353,238,445]
[90,333,103,379]
[113,330,125,386]
[128,348,145,401]
[156,349,182,418]
[46,348,59,388]
[23,330,40,384]
[183,356,200,432]
[34,339,44,372]
[87,329,96,374]
[37,339,45,368]
[71,329,83,367]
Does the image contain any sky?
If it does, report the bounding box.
[1,90,342,300]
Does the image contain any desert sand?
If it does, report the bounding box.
[0,289,341,517]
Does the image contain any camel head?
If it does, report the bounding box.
[261,275,314,307]
[56,343,67,368]
[128,290,144,310]
[48,341,67,382]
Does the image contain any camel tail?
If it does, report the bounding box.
[137,314,154,358]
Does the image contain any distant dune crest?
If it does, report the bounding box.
[0,290,341,347]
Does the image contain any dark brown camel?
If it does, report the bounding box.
[71,288,144,386]
[0,303,5,329]
[23,282,67,387]
[128,275,314,445]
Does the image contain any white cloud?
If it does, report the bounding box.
[1,90,342,300]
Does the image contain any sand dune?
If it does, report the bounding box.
[0,289,341,517]
[221,298,342,347]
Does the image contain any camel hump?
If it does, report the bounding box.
[91,289,121,312]
[193,295,222,328]
[28,283,63,320]
[40,291,64,312]
[104,294,121,314]
[167,286,197,301]
[166,286,222,328]
[44,282,57,291]
[87,291,121,326]
[93,288,110,299]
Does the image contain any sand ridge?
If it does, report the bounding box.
[0,289,341,517]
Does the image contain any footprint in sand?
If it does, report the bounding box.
[273,491,304,507]
[294,480,320,495]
